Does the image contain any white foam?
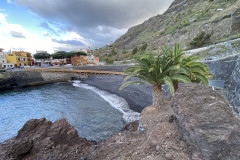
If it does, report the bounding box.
[72,80,140,123]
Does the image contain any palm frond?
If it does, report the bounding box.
[171,75,191,83]
[120,81,146,90]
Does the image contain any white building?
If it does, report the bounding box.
[86,55,99,66]
[0,51,14,69]
[0,51,6,64]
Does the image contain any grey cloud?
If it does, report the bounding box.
[10,31,26,38]
[52,39,85,46]
[54,46,80,52]
[16,0,174,47]
[17,0,173,28]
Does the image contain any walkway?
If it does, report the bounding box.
[24,68,125,75]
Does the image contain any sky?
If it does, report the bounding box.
[0,0,173,53]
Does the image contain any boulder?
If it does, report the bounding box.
[0,118,94,160]
[16,118,82,146]
[7,139,33,160]
[172,83,240,160]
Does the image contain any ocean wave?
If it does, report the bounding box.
[72,80,140,123]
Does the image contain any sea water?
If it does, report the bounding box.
[0,81,140,142]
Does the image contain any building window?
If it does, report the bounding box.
[23,58,25,61]
[18,58,20,61]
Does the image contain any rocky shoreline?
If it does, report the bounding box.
[1,83,240,160]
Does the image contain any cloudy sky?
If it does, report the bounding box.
[0,0,173,53]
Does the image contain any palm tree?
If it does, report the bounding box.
[120,44,211,109]
[120,50,191,108]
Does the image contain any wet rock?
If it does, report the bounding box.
[172,83,240,160]
[7,139,33,160]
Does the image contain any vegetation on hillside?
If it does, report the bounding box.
[93,0,240,64]
[94,0,239,60]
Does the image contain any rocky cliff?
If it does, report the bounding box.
[99,0,240,54]
[1,83,239,160]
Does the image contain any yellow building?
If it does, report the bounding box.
[71,56,87,66]
[6,51,33,67]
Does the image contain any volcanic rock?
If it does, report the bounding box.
[7,139,33,160]
[121,120,139,132]
[172,83,240,160]
[0,118,95,160]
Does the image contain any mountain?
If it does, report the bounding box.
[96,0,240,59]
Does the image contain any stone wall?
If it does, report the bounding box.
[0,71,86,91]
[205,54,240,112]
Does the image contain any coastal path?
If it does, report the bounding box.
[24,68,125,76]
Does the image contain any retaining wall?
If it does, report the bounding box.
[205,54,240,112]
[0,71,86,91]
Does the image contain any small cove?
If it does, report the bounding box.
[0,81,139,142]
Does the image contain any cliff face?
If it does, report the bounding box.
[110,0,240,51]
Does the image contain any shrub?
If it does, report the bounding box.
[132,47,138,55]
[122,49,127,54]
[111,48,117,55]
[140,43,148,52]
[105,58,114,64]
[187,31,212,49]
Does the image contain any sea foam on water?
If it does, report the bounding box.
[72,80,140,123]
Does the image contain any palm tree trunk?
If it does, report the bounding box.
[153,85,165,108]
[174,83,178,92]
